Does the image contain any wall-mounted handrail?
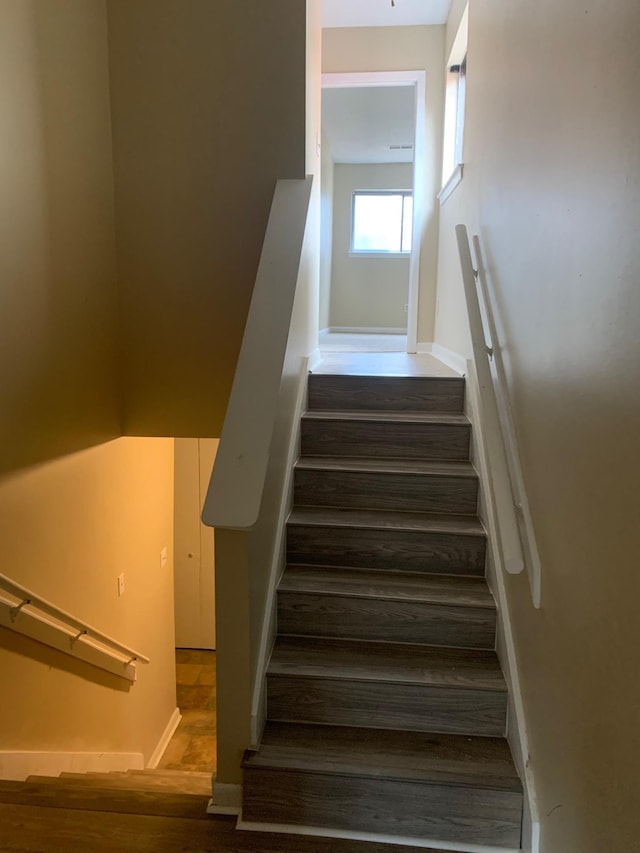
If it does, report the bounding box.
[0,572,149,681]
[456,224,541,607]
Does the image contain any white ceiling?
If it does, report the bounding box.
[322,0,452,29]
[322,86,416,165]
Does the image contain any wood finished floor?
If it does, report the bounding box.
[0,803,461,852]
[158,649,216,773]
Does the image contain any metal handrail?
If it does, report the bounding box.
[0,572,150,663]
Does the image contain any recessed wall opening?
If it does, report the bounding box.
[320,71,426,354]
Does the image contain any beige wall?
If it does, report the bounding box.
[435,2,640,850]
[108,0,308,437]
[0,438,176,762]
[0,0,119,477]
[323,26,445,342]
[319,130,335,331]
[330,163,412,329]
[0,2,177,767]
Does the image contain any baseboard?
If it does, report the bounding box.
[327,326,407,335]
[236,818,521,853]
[464,357,538,853]
[207,780,242,815]
[0,750,144,782]
[417,342,468,375]
[146,707,181,769]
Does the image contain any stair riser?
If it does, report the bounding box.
[277,593,496,648]
[308,375,465,413]
[267,676,507,736]
[294,469,478,515]
[287,524,487,576]
[301,419,471,461]
[243,767,523,848]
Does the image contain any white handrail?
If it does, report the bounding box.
[0,572,149,681]
[456,226,525,578]
[456,224,541,606]
[472,235,542,607]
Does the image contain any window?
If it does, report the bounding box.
[440,4,468,202]
[443,54,466,181]
[351,191,413,255]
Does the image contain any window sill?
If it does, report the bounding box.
[438,163,464,205]
[349,252,411,260]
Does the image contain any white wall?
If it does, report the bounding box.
[329,163,412,329]
[323,25,445,342]
[434,2,640,851]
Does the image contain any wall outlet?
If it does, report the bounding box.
[160,546,168,569]
[117,573,125,597]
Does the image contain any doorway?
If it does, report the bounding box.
[320,71,426,354]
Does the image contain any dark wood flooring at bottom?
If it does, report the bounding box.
[0,803,463,853]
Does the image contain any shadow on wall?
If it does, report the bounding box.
[0,625,131,693]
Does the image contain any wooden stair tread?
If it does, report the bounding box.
[268,636,505,692]
[295,457,477,478]
[288,506,485,536]
[303,410,470,425]
[5,777,210,819]
[279,566,495,609]
[244,722,522,793]
[57,771,211,795]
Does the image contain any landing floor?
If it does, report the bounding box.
[157,649,216,773]
[316,333,461,378]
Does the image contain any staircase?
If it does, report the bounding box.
[243,371,524,849]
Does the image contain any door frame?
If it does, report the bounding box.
[321,70,426,353]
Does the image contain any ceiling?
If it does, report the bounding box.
[322,86,416,165]
[322,0,452,29]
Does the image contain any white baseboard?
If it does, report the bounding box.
[146,707,181,769]
[417,342,467,375]
[207,780,242,815]
[0,750,144,782]
[327,326,407,335]
[236,818,520,853]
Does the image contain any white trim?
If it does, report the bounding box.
[0,750,144,782]
[207,780,242,815]
[308,347,323,371]
[420,341,468,375]
[328,326,407,335]
[249,360,309,747]
[464,358,539,853]
[145,707,181,769]
[439,163,464,204]
[321,71,426,355]
[237,817,520,853]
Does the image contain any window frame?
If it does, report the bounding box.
[439,4,468,204]
[349,189,414,258]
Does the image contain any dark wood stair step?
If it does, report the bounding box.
[301,410,471,461]
[279,566,494,608]
[287,507,487,576]
[267,636,508,736]
[277,567,496,648]
[268,635,504,689]
[308,374,465,413]
[242,722,522,847]
[294,457,478,515]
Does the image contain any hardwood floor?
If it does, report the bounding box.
[0,803,458,852]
